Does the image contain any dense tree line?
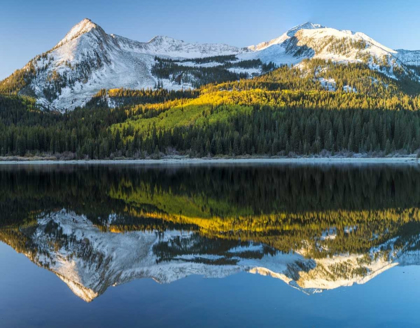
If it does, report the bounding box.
[86,88,199,108]
[126,106,420,157]
[179,55,237,64]
[2,104,420,158]
[2,60,420,158]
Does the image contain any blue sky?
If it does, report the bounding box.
[1,0,419,79]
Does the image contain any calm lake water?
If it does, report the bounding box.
[1,164,420,327]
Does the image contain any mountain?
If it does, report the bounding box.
[0,18,247,111]
[1,18,420,112]
[244,22,420,78]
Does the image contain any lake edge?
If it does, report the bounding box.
[0,157,419,165]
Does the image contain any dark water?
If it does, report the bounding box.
[1,164,420,327]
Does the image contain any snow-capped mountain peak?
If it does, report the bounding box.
[148,35,179,44]
[242,21,411,74]
[286,22,325,37]
[54,18,102,49]
[248,21,325,51]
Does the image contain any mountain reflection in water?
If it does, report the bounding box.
[1,164,420,302]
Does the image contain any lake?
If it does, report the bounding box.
[1,163,420,327]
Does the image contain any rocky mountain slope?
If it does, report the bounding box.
[2,19,420,111]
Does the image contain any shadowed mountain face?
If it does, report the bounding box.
[2,164,420,301]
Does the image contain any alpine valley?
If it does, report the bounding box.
[5,6,420,328]
[2,18,420,158]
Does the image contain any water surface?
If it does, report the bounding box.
[1,164,420,327]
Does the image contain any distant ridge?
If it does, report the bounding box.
[1,18,420,110]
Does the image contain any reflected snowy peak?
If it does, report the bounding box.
[2,165,420,301]
[2,209,418,301]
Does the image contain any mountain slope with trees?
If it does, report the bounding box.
[2,60,420,159]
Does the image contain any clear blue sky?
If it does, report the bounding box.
[1,0,419,79]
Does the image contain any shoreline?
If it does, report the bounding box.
[0,157,419,165]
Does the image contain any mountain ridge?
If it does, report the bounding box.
[2,18,420,111]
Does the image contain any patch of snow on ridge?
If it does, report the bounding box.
[319,78,336,91]
[320,228,337,241]
[395,49,420,67]
[177,61,224,68]
[227,67,261,75]
[343,85,357,93]
[239,44,302,66]
[228,244,264,253]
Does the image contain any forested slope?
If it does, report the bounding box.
[2,60,420,158]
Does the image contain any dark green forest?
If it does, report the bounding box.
[2,60,420,159]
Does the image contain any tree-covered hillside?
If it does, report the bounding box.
[2,60,420,158]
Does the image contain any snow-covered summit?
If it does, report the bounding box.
[242,21,416,77]
[248,21,325,51]
[3,18,420,111]
[286,22,325,37]
[54,18,103,49]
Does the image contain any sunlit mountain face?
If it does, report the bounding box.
[1,164,420,302]
[4,18,420,111]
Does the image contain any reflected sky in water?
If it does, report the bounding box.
[1,164,420,327]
